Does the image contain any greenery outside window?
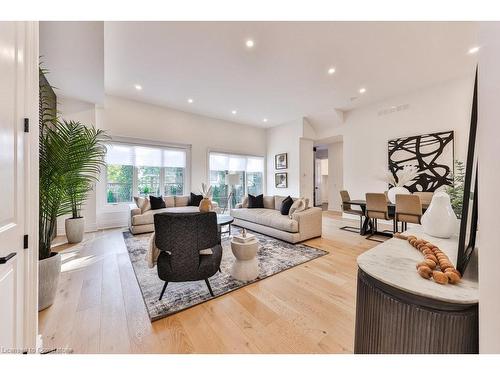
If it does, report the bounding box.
[105,142,188,204]
[209,152,264,207]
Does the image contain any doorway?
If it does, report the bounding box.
[313,146,329,209]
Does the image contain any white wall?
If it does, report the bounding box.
[266,118,315,203]
[478,22,500,354]
[266,119,303,197]
[98,95,267,228]
[327,141,343,212]
[56,97,99,235]
[321,77,474,202]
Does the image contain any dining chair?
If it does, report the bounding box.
[339,190,364,233]
[413,191,433,207]
[395,194,422,232]
[365,193,395,242]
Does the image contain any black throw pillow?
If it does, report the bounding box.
[149,195,166,210]
[280,196,294,215]
[189,192,203,207]
[248,194,264,208]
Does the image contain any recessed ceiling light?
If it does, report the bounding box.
[328,67,336,75]
[245,39,255,48]
[263,118,268,123]
[134,84,142,91]
[359,88,366,94]
[187,98,194,104]
[232,110,237,115]
[468,46,480,55]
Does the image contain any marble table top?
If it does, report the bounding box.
[357,226,478,304]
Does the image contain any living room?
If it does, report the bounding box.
[1,1,500,372]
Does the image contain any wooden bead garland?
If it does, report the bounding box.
[394,233,462,284]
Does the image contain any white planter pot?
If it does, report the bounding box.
[38,252,61,311]
[65,217,85,244]
[421,192,458,239]
[387,186,410,204]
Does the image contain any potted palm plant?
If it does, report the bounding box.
[63,122,107,243]
[39,66,108,310]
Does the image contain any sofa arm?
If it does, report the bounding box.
[211,201,219,209]
[291,207,322,238]
[235,203,243,209]
[129,203,141,217]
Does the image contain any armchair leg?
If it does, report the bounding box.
[159,281,168,301]
[204,278,215,297]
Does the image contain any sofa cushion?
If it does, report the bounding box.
[274,195,287,210]
[231,208,298,233]
[150,195,166,210]
[248,194,264,208]
[263,196,275,209]
[131,206,200,226]
[280,196,294,215]
[175,195,189,207]
[189,193,203,206]
[164,196,175,208]
[289,198,307,217]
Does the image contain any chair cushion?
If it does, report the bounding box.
[231,208,298,233]
[131,206,200,226]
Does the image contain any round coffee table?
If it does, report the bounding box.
[230,238,259,281]
[217,214,234,236]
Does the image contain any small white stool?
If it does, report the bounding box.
[230,238,259,281]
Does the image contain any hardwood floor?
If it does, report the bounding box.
[39,212,383,354]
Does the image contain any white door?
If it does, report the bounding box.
[314,159,322,206]
[0,21,28,351]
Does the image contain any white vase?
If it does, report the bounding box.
[65,217,85,243]
[387,186,410,203]
[421,192,458,239]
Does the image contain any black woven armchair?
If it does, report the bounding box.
[153,211,223,300]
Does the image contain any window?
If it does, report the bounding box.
[209,152,264,207]
[105,142,188,204]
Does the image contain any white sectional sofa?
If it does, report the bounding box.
[128,195,217,234]
[230,195,322,243]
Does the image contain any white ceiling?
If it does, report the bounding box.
[41,22,479,129]
[40,21,104,104]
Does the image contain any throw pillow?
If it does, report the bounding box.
[248,194,264,208]
[289,198,307,217]
[134,196,146,212]
[280,196,294,215]
[189,192,203,207]
[149,195,166,210]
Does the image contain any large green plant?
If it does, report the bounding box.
[39,67,108,260]
[446,160,466,219]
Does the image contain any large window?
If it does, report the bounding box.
[209,152,264,207]
[105,142,188,204]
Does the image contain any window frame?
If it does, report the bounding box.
[207,150,266,205]
[102,137,191,207]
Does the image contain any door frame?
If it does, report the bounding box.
[22,21,39,351]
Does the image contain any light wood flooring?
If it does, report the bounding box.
[39,212,383,354]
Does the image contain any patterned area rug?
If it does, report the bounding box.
[122,228,327,321]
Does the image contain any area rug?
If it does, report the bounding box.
[122,229,328,321]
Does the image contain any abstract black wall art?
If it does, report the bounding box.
[388,131,454,192]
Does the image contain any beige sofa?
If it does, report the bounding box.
[230,195,322,243]
[128,195,218,234]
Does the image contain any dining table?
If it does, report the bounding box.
[346,199,429,235]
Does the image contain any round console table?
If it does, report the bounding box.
[355,227,478,354]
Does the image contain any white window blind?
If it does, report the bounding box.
[106,143,187,168]
[209,152,263,172]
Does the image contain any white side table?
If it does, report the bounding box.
[230,238,259,281]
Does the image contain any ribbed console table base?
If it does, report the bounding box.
[354,269,478,354]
